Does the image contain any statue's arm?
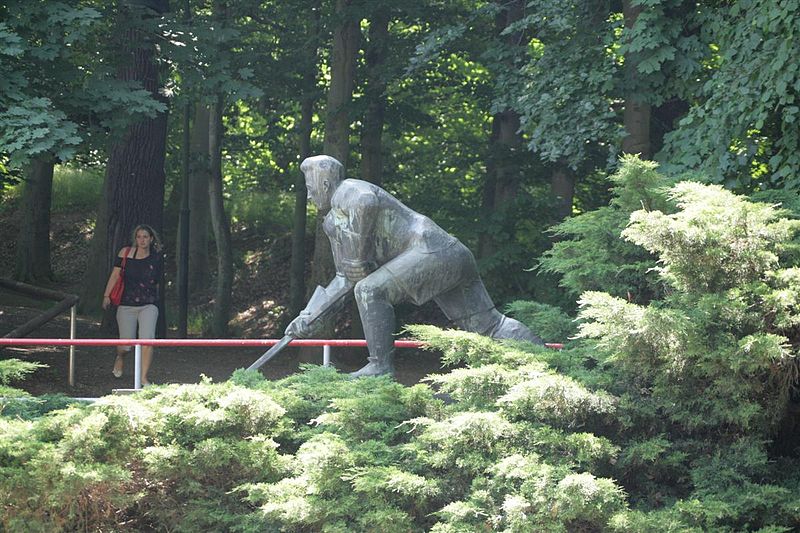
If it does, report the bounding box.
[285,274,355,337]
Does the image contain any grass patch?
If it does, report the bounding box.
[1,165,103,213]
[165,302,214,336]
[51,166,103,211]
[226,189,315,233]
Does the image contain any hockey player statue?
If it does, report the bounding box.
[253,155,543,377]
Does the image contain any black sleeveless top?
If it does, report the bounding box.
[114,249,163,306]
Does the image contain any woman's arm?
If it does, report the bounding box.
[102,268,121,309]
[101,248,128,309]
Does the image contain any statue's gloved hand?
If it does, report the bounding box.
[285,311,313,338]
[341,259,374,282]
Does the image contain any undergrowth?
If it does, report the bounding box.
[4,158,800,531]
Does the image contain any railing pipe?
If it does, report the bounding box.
[0,338,563,349]
[323,344,331,367]
[0,337,564,391]
[134,344,142,390]
[69,305,76,387]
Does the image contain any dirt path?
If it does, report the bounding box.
[1,304,445,397]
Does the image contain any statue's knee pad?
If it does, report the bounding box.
[354,277,386,305]
[354,272,404,307]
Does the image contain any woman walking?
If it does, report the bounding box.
[102,224,163,386]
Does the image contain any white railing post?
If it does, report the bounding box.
[134,344,142,390]
[323,344,331,367]
[68,305,76,387]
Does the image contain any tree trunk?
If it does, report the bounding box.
[175,0,193,338]
[550,162,575,222]
[622,0,651,158]
[208,95,233,337]
[187,104,211,294]
[310,0,360,291]
[289,7,320,320]
[14,154,55,283]
[322,0,360,168]
[360,9,390,186]
[290,94,313,320]
[478,0,526,261]
[79,0,169,322]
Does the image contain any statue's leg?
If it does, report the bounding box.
[432,246,544,344]
[436,279,543,344]
[351,269,406,377]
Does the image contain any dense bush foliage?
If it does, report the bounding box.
[4,158,800,531]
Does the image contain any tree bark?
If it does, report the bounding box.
[290,94,314,320]
[14,154,55,283]
[176,98,191,337]
[208,95,233,337]
[322,0,360,168]
[310,0,360,291]
[622,0,651,158]
[289,7,321,320]
[79,0,169,322]
[550,162,575,222]
[477,0,526,260]
[187,104,211,294]
[360,8,390,186]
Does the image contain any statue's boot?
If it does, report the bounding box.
[351,278,397,377]
[350,351,395,377]
[489,315,544,345]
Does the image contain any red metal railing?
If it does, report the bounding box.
[0,338,564,390]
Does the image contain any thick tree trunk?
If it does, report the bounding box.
[478,0,526,261]
[187,104,211,294]
[79,0,169,322]
[478,110,524,260]
[622,0,651,158]
[208,96,233,337]
[360,9,390,186]
[550,162,575,222]
[310,0,360,291]
[14,154,54,283]
[322,0,360,168]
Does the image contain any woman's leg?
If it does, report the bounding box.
[115,306,137,377]
[140,345,153,385]
[137,305,159,385]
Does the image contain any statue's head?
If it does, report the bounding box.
[301,155,344,211]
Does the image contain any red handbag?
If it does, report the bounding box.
[109,247,130,306]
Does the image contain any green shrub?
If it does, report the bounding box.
[6,157,800,531]
[506,300,578,343]
[540,155,679,304]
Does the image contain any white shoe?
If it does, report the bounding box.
[113,355,123,378]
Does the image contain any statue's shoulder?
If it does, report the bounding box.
[333,179,380,209]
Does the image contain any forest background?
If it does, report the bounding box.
[3,0,798,335]
[2,0,800,531]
